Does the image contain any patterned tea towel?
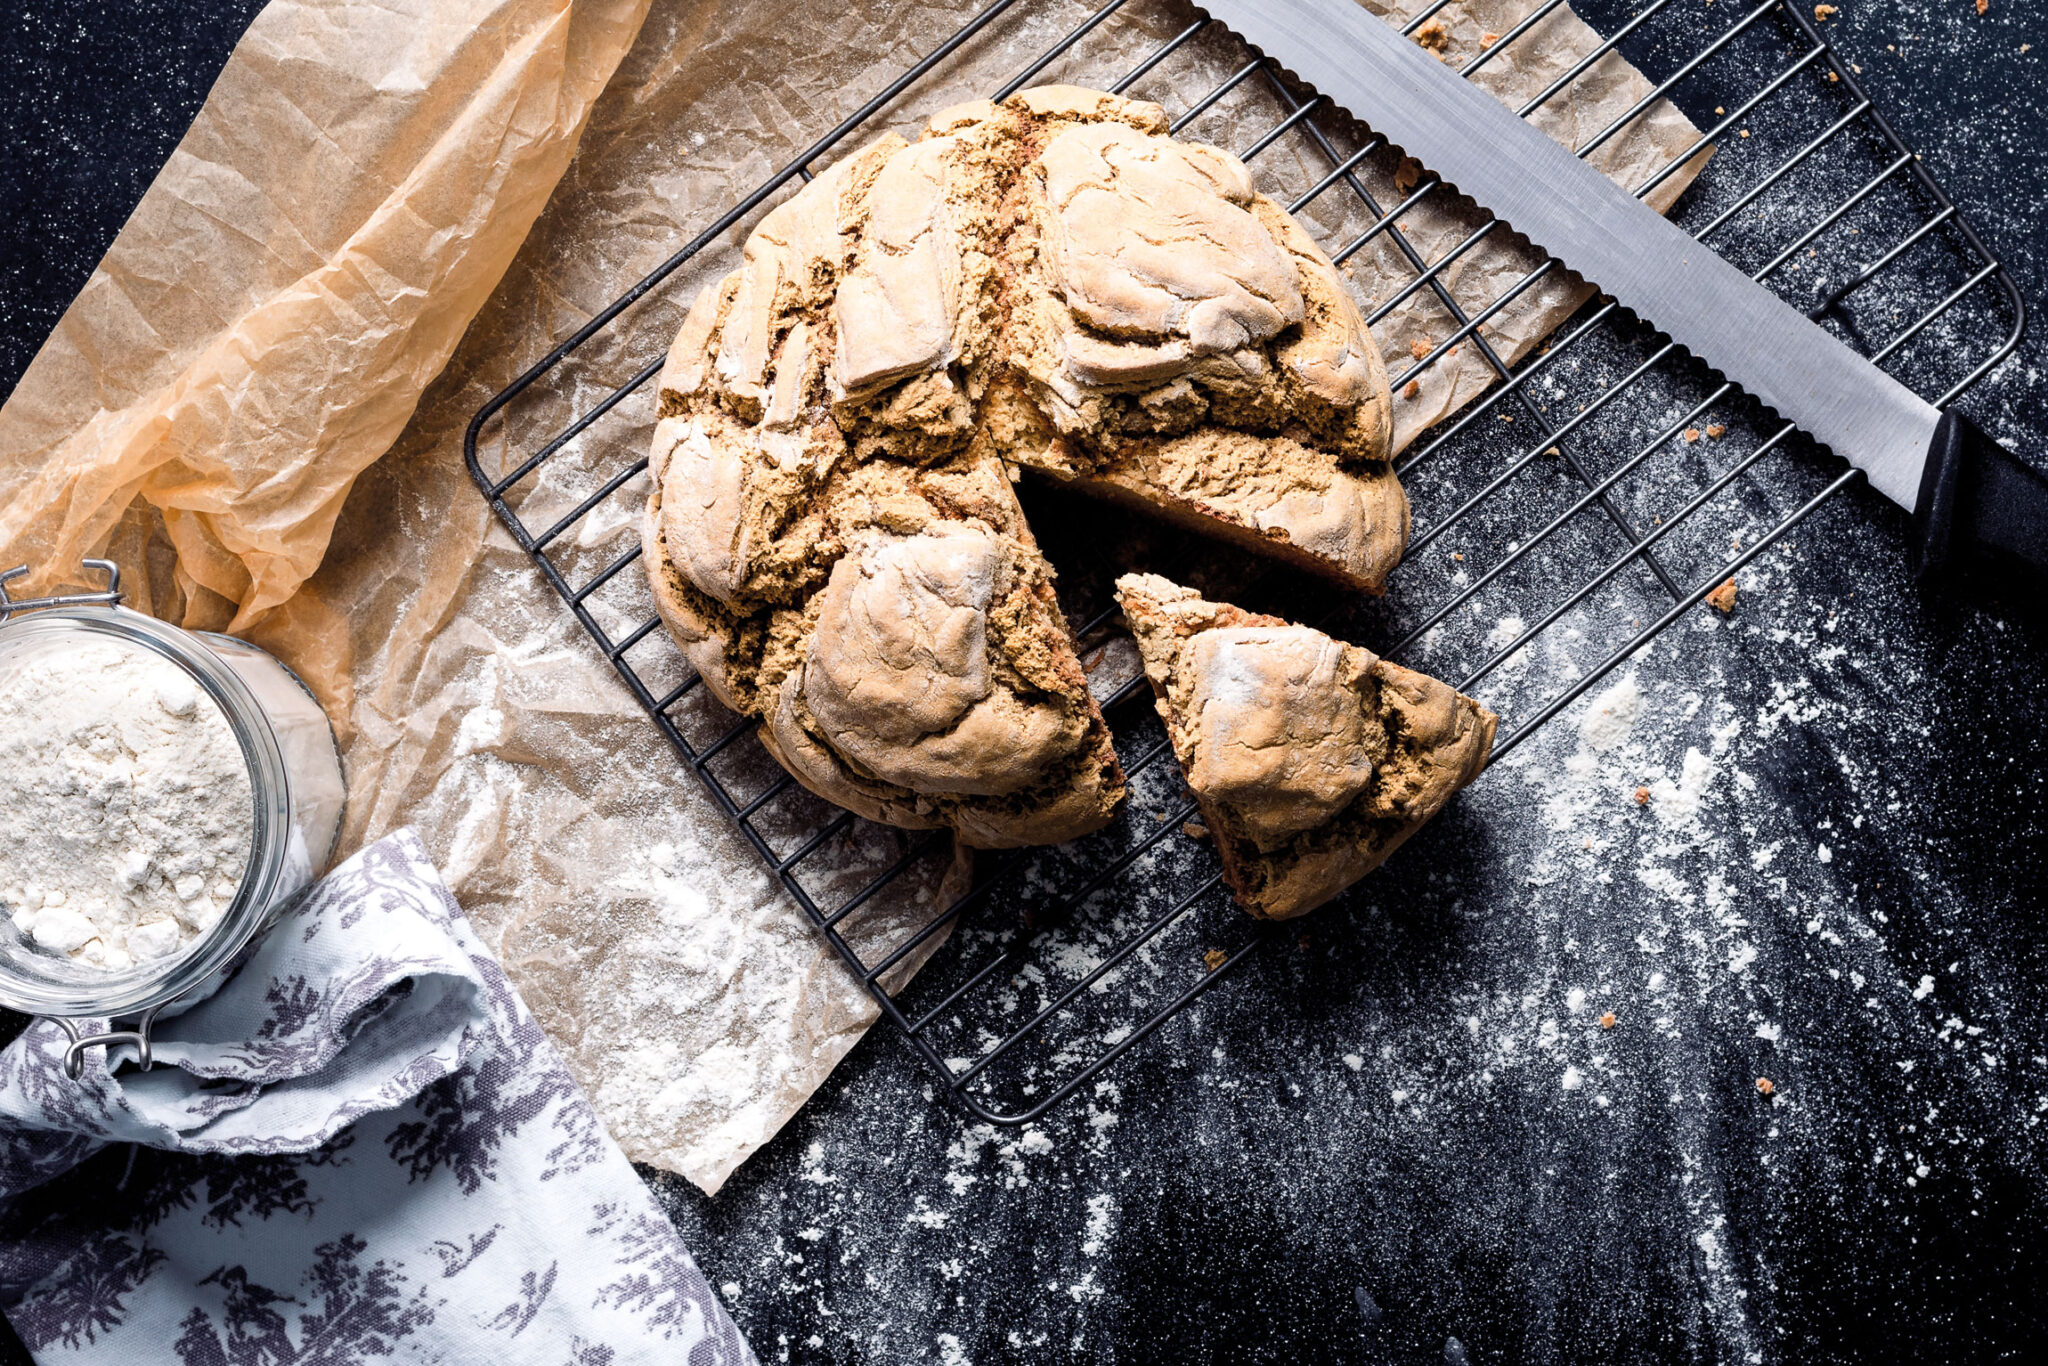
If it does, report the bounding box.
[0,829,756,1365]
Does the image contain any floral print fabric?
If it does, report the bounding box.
[0,829,756,1365]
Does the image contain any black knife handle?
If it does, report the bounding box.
[1911,410,2048,584]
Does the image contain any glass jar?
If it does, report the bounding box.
[0,562,346,1075]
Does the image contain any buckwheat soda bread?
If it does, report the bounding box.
[1115,574,1495,918]
[646,86,1405,847]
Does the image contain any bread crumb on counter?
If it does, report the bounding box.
[1403,380,1422,400]
[1814,4,1837,20]
[1599,1012,1617,1029]
[1203,948,1229,972]
[1634,786,1651,806]
[1683,427,1701,443]
[1415,19,1450,52]
[1757,1077,1776,1095]
[1705,578,1739,613]
[1705,423,1726,439]
[1410,338,1433,360]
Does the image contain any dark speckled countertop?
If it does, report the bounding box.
[4,1,2046,1362]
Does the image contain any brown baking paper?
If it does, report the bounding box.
[0,0,1704,1195]
[0,0,657,631]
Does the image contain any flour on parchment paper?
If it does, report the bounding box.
[499,826,966,1191]
[323,572,966,1196]
[193,0,1704,1197]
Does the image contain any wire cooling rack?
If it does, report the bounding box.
[465,0,2024,1126]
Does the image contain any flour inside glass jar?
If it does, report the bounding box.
[0,638,253,970]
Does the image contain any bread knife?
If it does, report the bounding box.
[1197,0,2047,585]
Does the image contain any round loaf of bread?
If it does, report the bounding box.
[646,86,1403,847]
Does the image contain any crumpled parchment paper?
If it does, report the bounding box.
[0,0,1703,1195]
[0,0,656,633]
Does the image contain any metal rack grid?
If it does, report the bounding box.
[464,0,2024,1126]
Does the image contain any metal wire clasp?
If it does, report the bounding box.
[54,1006,165,1080]
[0,558,124,622]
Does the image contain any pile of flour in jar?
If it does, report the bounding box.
[0,638,252,970]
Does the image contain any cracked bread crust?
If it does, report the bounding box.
[649,235,1119,846]
[801,525,1085,798]
[987,89,1403,596]
[646,84,1403,847]
[642,446,748,715]
[1116,573,1496,918]
[1006,109,1392,464]
[648,408,1121,847]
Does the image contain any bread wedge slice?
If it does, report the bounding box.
[1116,573,1496,918]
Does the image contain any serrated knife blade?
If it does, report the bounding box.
[1197,0,1942,512]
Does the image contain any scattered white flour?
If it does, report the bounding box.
[1650,748,1719,831]
[1578,673,1643,752]
[1486,615,1532,675]
[1081,1194,1117,1257]
[0,638,252,970]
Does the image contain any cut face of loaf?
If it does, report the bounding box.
[645,85,1403,848]
[1115,573,1496,918]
